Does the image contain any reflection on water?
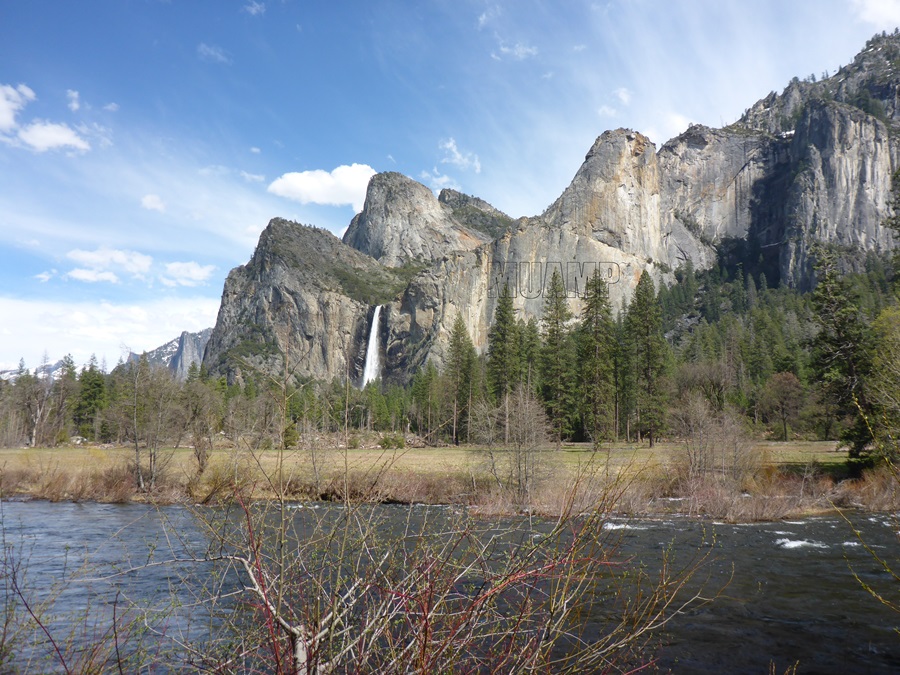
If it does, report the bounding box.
[1,501,899,673]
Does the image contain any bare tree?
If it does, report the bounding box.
[472,384,550,506]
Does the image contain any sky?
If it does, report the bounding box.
[2,0,900,372]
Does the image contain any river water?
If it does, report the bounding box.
[1,501,898,673]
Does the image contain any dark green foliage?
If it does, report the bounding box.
[810,246,875,458]
[487,286,519,402]
[539,270,576,448]
[447,314,477,444]
[625,271,669,447]
[578,268,615,446]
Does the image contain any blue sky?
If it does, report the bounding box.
[2,0,899,371]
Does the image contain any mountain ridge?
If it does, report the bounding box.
[203,32,900,386]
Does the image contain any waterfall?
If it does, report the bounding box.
[361,305,382,386]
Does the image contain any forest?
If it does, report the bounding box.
[1,237,898,480]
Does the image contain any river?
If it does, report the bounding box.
[0,501,897,673]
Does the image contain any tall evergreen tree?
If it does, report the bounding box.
[626,271,668,447]
[73,355,107,439]
[447,313,477,444]
[539,269,575,449]
[810,246,874,458]
[487,285,519,403]
[579,268,615,447]
[517,317,541,392]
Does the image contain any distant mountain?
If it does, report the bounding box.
[0,359,67,383]
[205,32,900,387]
[130,328,212,380]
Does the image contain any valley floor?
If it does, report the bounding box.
[0,439,892,521]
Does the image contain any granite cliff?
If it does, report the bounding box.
[204,33,900,385]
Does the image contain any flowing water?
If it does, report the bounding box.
[1,501,898,673]
[362,305,382,386]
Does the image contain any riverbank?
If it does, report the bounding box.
[0,439,894,520]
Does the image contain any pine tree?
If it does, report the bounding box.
[810,246,874,458]
[487,285,519,403]
[579,268,615,448]
[539,269,575,449]
[517,317,541,392]
[625,271,668,447]
[447,313,476,444]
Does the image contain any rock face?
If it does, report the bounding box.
[131,328,212,380]
[343,172,491,267]
[204,219,406,385]
[206,33,900,385]
[170,329,212,380]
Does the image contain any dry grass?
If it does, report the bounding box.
[0,439,890,520]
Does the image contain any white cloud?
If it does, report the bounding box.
[644,111,692,145]
[199,164,230,177]
[478,5,501,29]
[244,1,266,16]
[103,102,119,112]
[67,268,120,283]
[141,194,166,212]
[598,105,617,117]
[17,120,90,152]
[240,170,265,183]
[66,247,153,279]
[35,269,56,283]
[850,0,900,25]
[250,146,261,154]
[420,168,459,192]
[0,83,35,132]
[494,39,538,61]
[439,138,481,173]
[614,87,632,105]
[268,163,376,212]
[197,43,231,64]
[573,44,587,52]
[66,89,80,112]
[162,261,216,287]
[0,296,221,372]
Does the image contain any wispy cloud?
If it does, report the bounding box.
[0,296,220,371]
[240,170,265,183]
[0,83,35,132]
[477,5,501,29]
[66,247,153,281]
[420,168,459,192]
[103,102,119,112]
[597,105,617,117]
[439,138,481,173]
[614,87,632,105]
[250,146,261,154]
[161,261,216,287]
[67,268,119,284]
[141,194,166,212]
[0,82,90,152]
[243,1,266,16]
[493,38,538,61]
[197,42,231,65]
[268,163,376,212]
[17,120,90,152]
[849,0,900,25]
[66,89,80,112]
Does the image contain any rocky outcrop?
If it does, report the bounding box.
[438,188,514,239]
[204,219,405,385]
[170,328,212,380]
[778,99,896,286]
[658,124,783,246]
[206,34,900,385]
[343,172,491,267]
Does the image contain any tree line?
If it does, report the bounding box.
[1,244,898,474]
